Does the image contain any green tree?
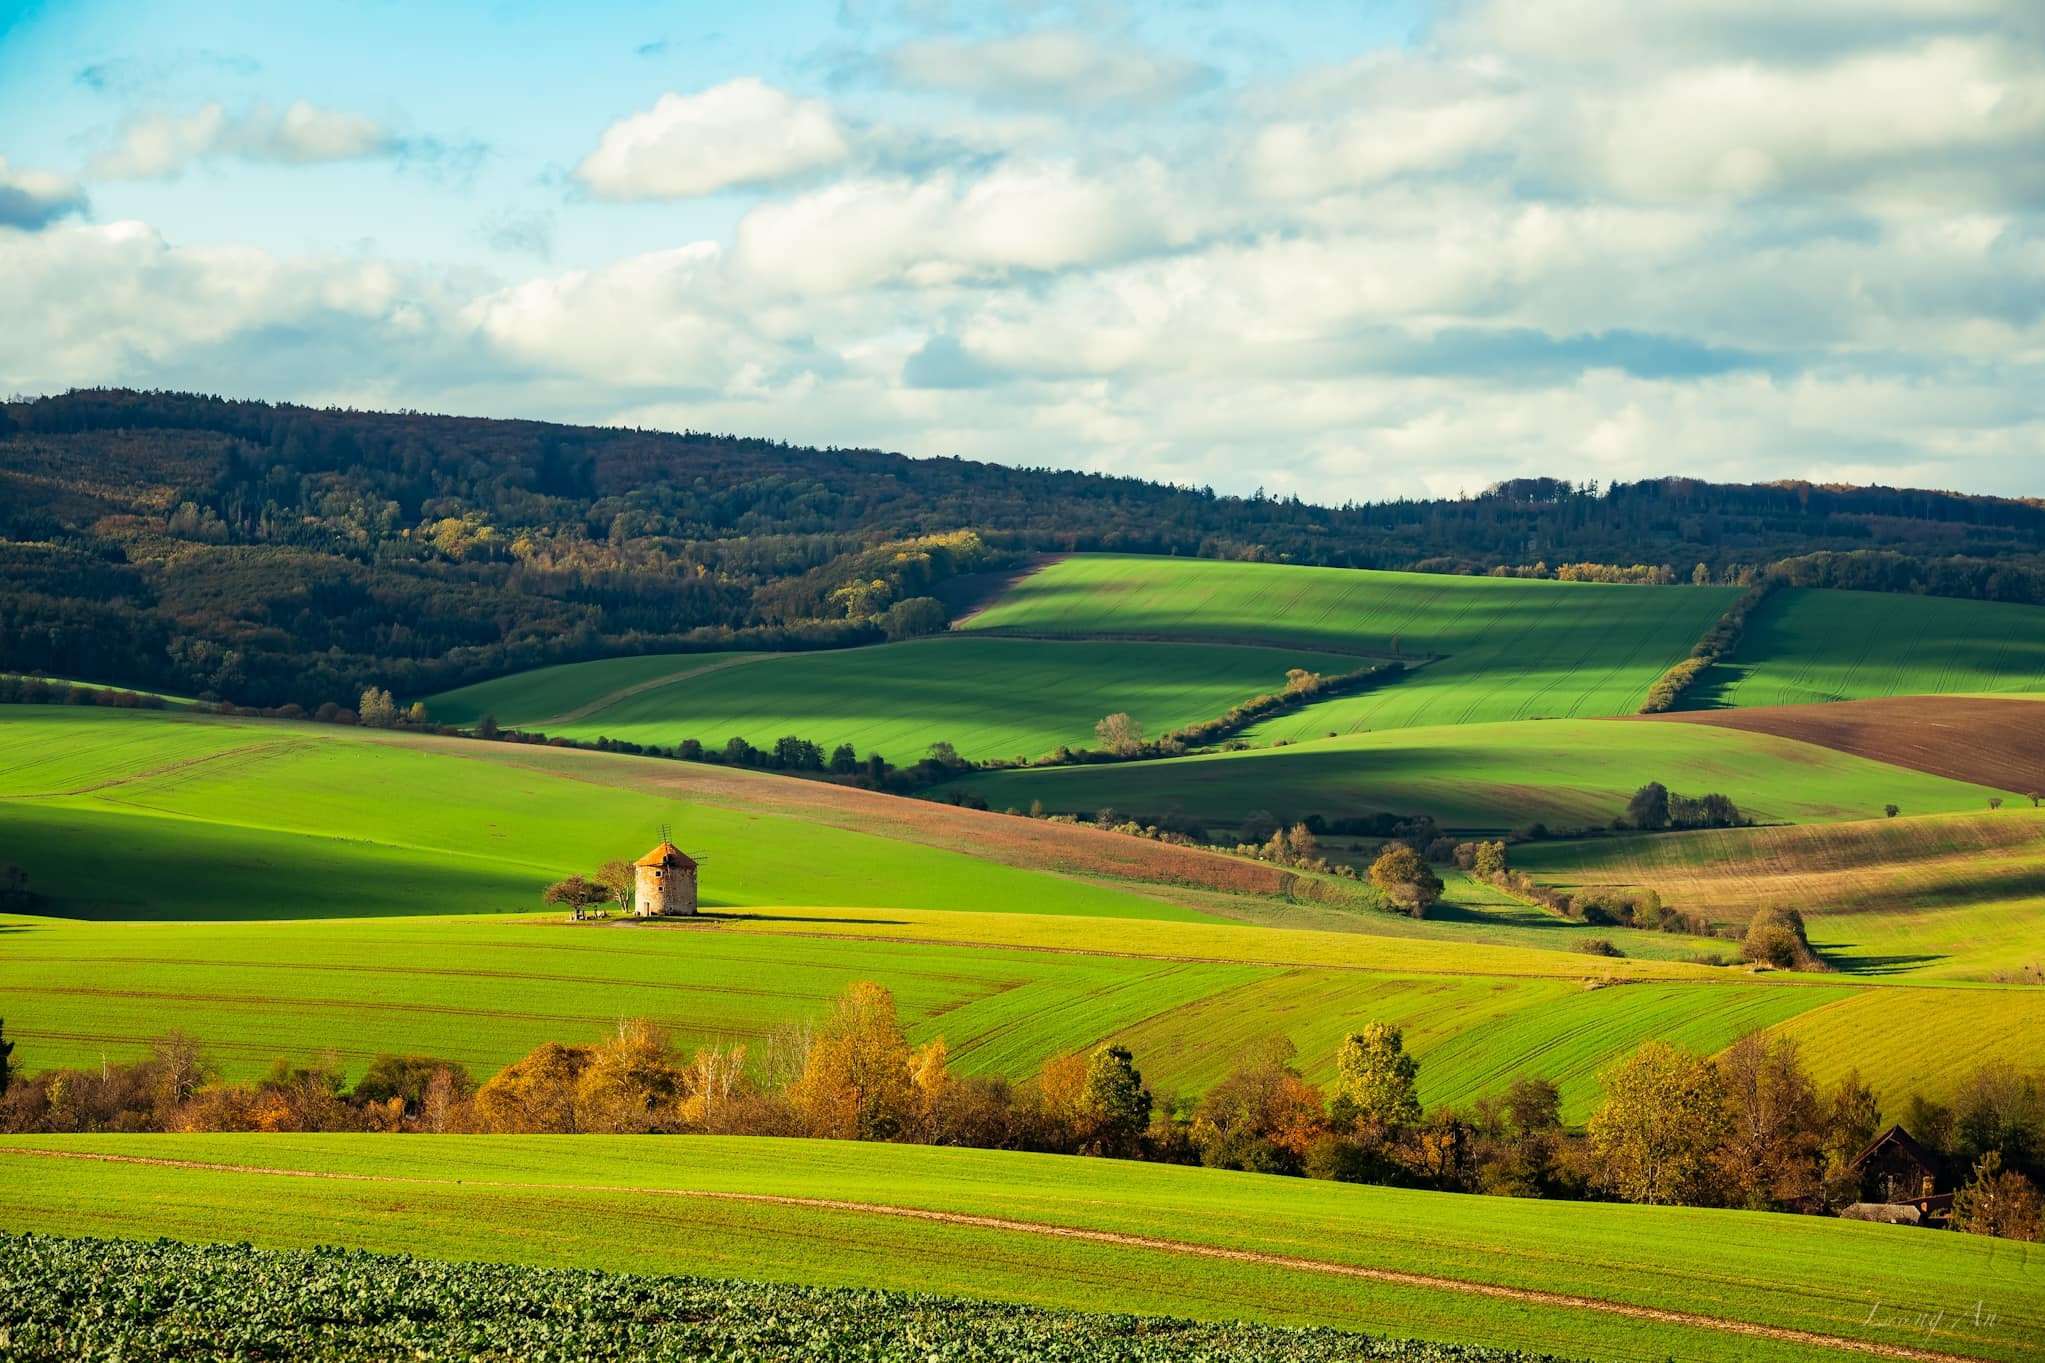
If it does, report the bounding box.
[1626,782,1670,830]
[1368,845,1442,916]
[1078,1045,1152,1157]
[541,874,604,915]
[1334,1022,1421,1129]
[1587,1040,1730,1206]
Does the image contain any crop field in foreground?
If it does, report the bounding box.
[1686,588,2045,710]
[1,1234,1544,1363]
[1653,695,2045,794]
[1515,809,2045,979]
[426,636,1366,763]
[961,555,1739,733]
[949,716,2003,833]
[0,708,1193,922]
[1,1136,2036,1363]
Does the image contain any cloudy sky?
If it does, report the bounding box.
[1,1,2041,499]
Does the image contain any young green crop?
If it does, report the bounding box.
[428,635,1368,763]
[1,1136,2036,1363]
[949,716,2003,833]
[961,555,1740,733]
[1693,588,2045,708]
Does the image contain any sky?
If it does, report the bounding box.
[0,0,2040,501]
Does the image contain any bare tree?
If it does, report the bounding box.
[1094,712,1144,754]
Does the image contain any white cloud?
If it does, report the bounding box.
[576,79,850,200]
[91,101,395,178]
[0,157,89,230]
[887,30,1214,109]
[733,160,1194,292]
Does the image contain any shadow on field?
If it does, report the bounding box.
[699,911,911,926]
[1819,948,1946,976]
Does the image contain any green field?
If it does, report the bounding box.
[949,717,2003,833]
[1689,588,2045,709]
[1515,810,2045,979]
[0,707,1190,921]
[427,636,1367,763]
[962,555,1738,732]
[2,1136,2036,1363]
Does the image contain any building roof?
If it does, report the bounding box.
[634,841,699,870]
[1849,1124,1936,1175]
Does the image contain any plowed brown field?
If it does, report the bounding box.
[1645,695,2045,794]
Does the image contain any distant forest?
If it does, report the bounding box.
[3,388,2043,708]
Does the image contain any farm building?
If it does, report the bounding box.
[1843,1125,1953,1226]
[632,841,699,916]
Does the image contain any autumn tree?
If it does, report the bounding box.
[593,860,637,915]
[1333,1023,1422,1130]
[474,1041,596,1133]
[358,686,398,728]
[1191,1039,1327,1175]
[1369,845,1442,916]
[1952,1152,2045,1241]
[577,1019,686,1133]
[1714,1034,1824,1209]
[1587,1040,1730,1205]
[0,1017,13,1092]
[786,981,920,1141]
[1094,712,1144,754]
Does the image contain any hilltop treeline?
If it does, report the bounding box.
[1,994,2038,1239]
[6,388,2045,707]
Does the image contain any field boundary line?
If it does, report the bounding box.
[530,654,775,728]
[0,1147,1991,1363]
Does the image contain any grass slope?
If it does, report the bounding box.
[1689,588,2045,709]
[962,555,1739,732]
[0,708,1191,922]
[428,636,1365,763]
[2,1136,2037,1363]
[1514,810,2045,979]
[950,717,2003,834]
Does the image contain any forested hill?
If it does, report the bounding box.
[4,387,2044,708]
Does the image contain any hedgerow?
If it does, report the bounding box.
[0,1233,1560,1363]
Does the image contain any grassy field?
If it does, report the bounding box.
[1515,809,2045,979]
[0,707,1195,922]
[961,555,1738,733]
[1689,588,2045,709]
[948,717,2004,833]
[427,636,1366,763]
[1,1136,2036,1363]
[10,903,2039,1114]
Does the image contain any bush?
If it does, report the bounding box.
[1573,938,1623,958]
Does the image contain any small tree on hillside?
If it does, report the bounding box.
[358,687,399,728]
[1952,1152,2045,1241]
[1094,712,1144,754]
[1884,804,1900,818]
[1369,845,1442,916]
[1626,782,1671,830]
[594,860,636,915]
[1333,1022,1421,1129]
[542,874,604,916]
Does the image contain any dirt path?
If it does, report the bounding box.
[532,654,775,728]
[1,1147,1991,1363]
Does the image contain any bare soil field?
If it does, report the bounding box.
[1645,695,2045,795]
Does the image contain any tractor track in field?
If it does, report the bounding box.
[0,1148,1990,1363]
[0,741,301,799]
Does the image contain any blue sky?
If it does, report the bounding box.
[0,0,2039,499]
